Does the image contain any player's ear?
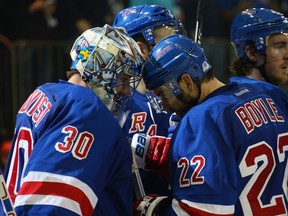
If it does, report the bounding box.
[180,73,193,89]
[245,45,258,62]
[137,41,149,59]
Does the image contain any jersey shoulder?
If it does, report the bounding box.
[20,80,117,133]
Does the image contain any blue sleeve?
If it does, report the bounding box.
[168,82,288,215]
[5,83,133,216]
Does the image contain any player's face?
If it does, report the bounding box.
[152,85,191,117]
[115,73,133,99]
[264,33,288,84]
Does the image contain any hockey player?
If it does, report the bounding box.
[3,24,143,215]
[230,7,288,85]
[113,4,185,140]
[113,4,186,197]
[133,34,288,215]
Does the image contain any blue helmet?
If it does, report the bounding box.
[113,4,186,45]
[143,34,211,93]
[231,8,288,58]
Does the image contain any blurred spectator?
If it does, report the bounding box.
[178,0,282,40]
[108,0,127,21]
[1,0,113,41]
[55,0,113,40]
[0,140,12,171]
[1,0,59,40]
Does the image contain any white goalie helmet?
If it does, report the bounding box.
[70,24,144,112]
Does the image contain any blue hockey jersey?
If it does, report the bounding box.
[122,89,172,196]
[168,81,288,215]
[122,89,172,139]
[229,76,262,84]
[4,80,133,215]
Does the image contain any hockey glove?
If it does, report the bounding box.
[133,194,171,216]
[131,134,170,174]
[131,113,180,174]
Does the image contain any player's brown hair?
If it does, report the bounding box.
[66,69,80,80]
[229,42,259,77]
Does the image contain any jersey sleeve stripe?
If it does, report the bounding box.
[15,171,97,215]
[15,194,82,215]
[172,199,234,216]
[16,181,93,215]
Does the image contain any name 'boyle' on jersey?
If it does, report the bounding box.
[169,81,288,216]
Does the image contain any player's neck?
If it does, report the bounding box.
[247,68,266,82]
[135,79,147,94]
[198,78,225,103]
[68,73,88,88]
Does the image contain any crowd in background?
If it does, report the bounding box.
[0,0,288,170]
[1,0,287,41]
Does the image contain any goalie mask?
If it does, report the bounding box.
[113,4,186,46]
[231,8,288,58]
[70,24,144,113]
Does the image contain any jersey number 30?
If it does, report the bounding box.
[55,125,94,160]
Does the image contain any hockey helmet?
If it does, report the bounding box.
[143,34,211,94]
[70,24,143,111]
[231,8,288,58]
[113,4,186,45]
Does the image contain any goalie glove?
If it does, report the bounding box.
[134,194,172,216]
[131,134,170,174]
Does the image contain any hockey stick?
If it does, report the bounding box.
[0,171,16,216]
[131,149,146,199]
[116,110,146,199]
[194,0,204,45]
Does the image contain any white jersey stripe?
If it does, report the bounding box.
[21,171,98,207]
[179,198,234,214]
[15,194,82,215]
